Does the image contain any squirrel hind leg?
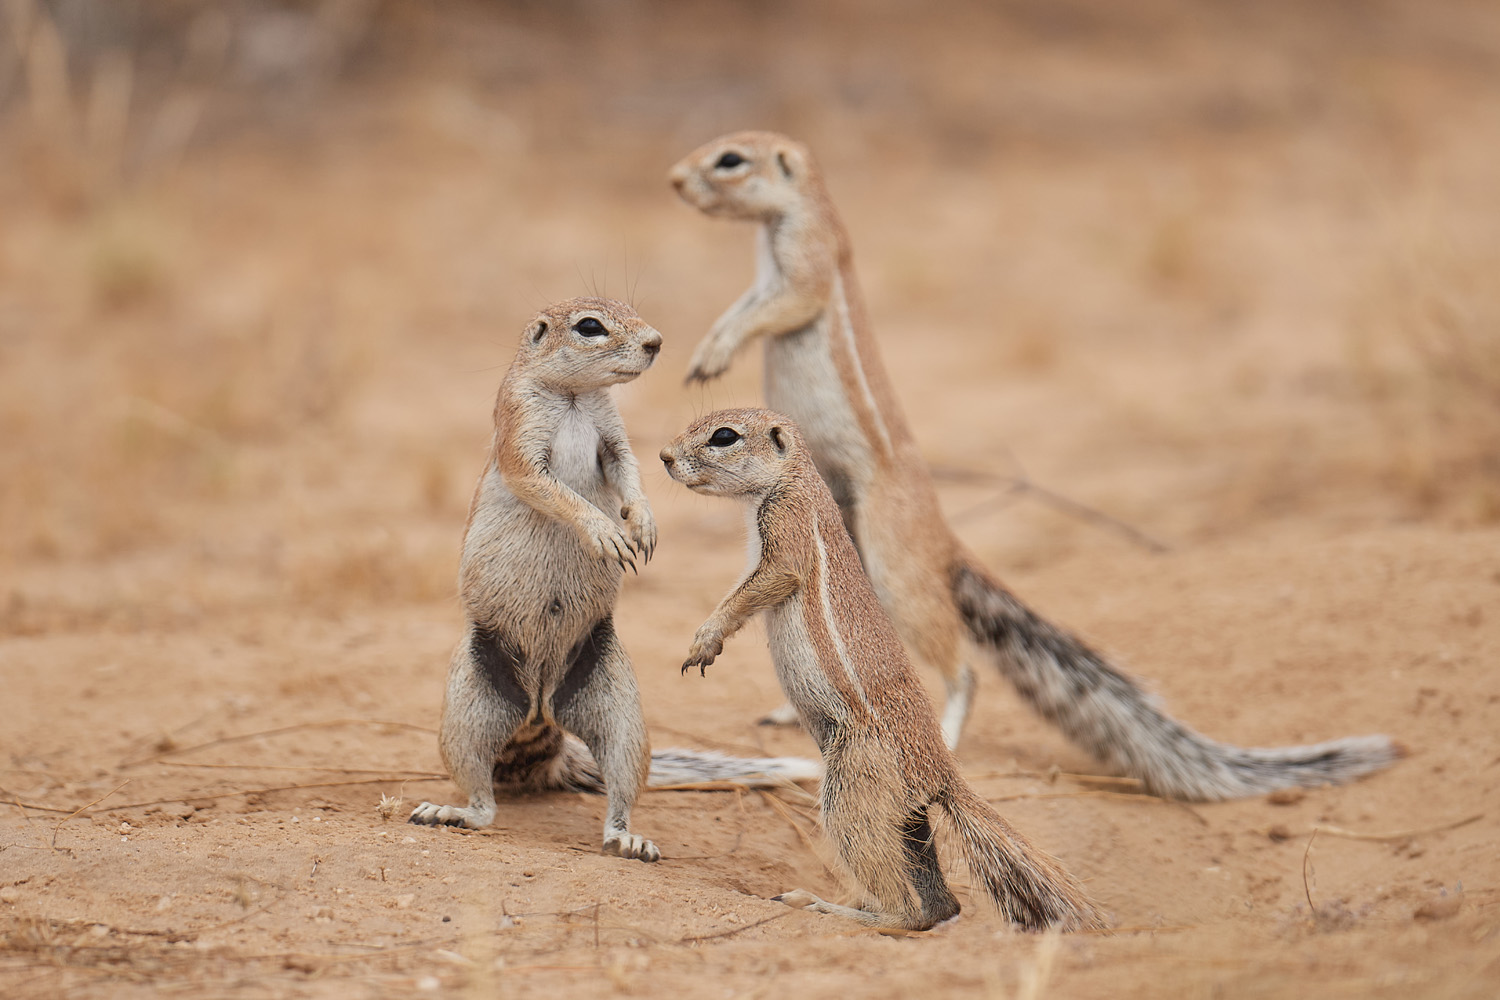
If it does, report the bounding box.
[412,625,533,831]
[778,806,960,931]
[816,756,936,929]
[550,617,659,862]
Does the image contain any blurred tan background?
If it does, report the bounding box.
[2,2,1498,997]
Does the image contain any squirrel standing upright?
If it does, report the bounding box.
[408,298,816,861]
[662,408,1104,930]
[668,131,1401,801]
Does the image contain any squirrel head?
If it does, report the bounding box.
[660,407,807,499]
[668,131,817,221]
[518,297,662,391]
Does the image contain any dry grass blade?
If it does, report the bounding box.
[158,762,446,778]
[679,911,791,944]
[648,780,773,792]
[2,795,76,816]
[1311,813,1483,842]
[52,780,129,848]
[27,776,446,818]
[758,789,823,860]
[1303,828,1319,915]
[948,465,1170,554]
[986,788,1209,825]
[965,769,1145,788]
[119,719,436,768]
[649,725,779,757]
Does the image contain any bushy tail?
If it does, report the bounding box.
[938,784,1105,931]
[951,559,1403,802]
[494,728,819,794]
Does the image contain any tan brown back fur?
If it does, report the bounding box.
[662,408,1102,931]
[669,132,1401,801]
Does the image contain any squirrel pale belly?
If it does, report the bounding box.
[668,131,1403,802]
[408,299,816,862]
[663,408,1104,930]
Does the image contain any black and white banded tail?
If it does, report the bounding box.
[951,559,1403,802]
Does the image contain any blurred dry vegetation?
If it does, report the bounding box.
[1,0,1498,634]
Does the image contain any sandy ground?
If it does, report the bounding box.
[3,2,1499,996]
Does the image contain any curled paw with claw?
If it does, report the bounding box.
[682,626,724,676]
[584,517,640,573]
[621,504,657,563]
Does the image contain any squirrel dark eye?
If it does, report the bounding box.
[573,317,607,337]
[708,427,741,447]
[714,152,746,170]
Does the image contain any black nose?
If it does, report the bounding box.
[642,341,659,358]
[660,450,674,467]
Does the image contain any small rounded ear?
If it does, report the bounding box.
[768,425,788,455]
[775,145,804,181]
[528,319,549,344]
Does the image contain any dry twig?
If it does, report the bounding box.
[941,457,1170,554]
[679,911,791,944]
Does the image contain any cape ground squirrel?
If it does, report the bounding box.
[662,408,1104,930]
[408,298,816,861]
[668,131,1401,801]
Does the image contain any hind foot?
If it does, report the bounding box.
[757,702,801,728]
[772,889,821,910]
[408,801,490,829]
[603,831,660,862]
[773,889,935,930]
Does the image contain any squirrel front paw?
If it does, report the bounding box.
[684,333,737,384]
[584,517,639,574]
[620,503,657,563]
[682,625,724,676]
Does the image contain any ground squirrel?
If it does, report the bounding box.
[668,131,1401,801]
[661,408,1104,930]
[408,298,816,861]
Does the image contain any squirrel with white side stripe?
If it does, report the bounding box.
[662,408,1104,930]
[408,298,816,861]
[668,131,1402,801]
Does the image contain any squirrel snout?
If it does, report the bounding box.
[668,164,689,192]
[659,449,675,468]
